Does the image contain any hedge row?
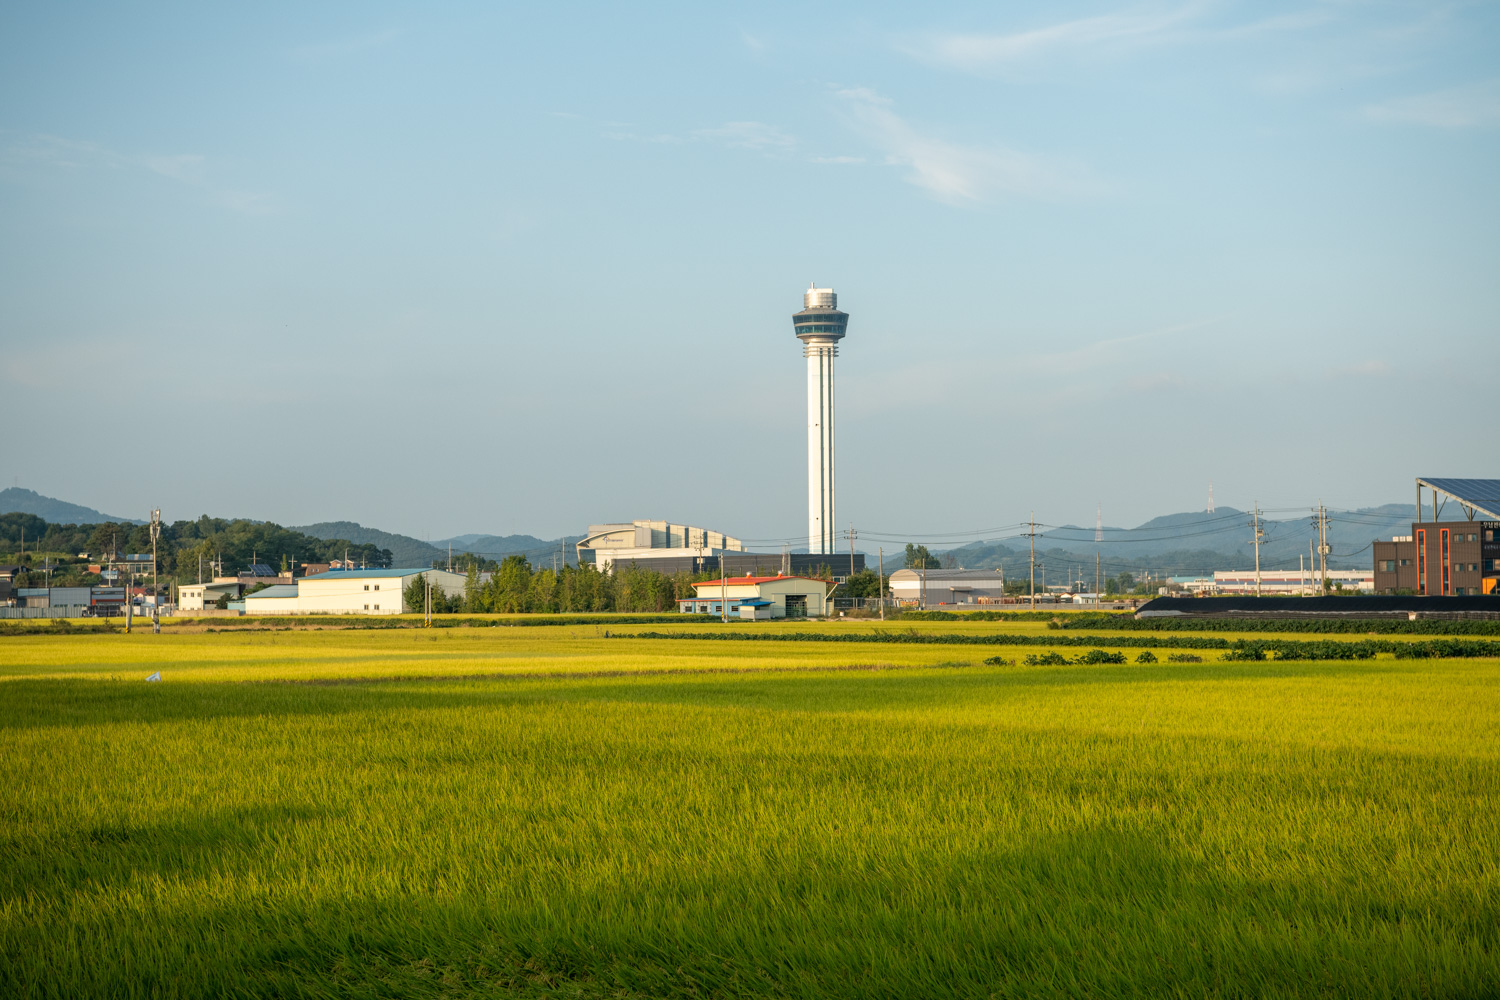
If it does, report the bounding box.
[901,610,1088,622]
[624,630,1500,660]
[1049,611,1500,635]
[629,630,1234,649]
[188,613,695,630]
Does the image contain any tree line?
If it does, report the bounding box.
[403,556,892,614]
[0,512,391,589]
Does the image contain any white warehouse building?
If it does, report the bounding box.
[242,568,467,615]
[889,568,1007,607]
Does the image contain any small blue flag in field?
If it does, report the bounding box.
[145,671,161,682]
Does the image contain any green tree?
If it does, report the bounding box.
[843,568,887,601]
[490,555,534,613]
[403,575,427,613]
[904,544,940,570]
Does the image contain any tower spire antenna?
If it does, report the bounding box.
[792,283,849,556]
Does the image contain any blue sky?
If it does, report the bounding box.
[2,1,1496,544]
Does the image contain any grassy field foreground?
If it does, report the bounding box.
[2,626,1498,997]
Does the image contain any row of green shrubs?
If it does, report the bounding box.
[627,630,1500,660]
[902,610,1090,622]
[1049,611,1500,635]
[183,613,695,629]
[633,630,1239,650]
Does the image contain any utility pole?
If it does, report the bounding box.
[1024,515,1039,609]
[846,525,856,583]
[149,509,161,633]
[1316,501,1330,594]
[721,551,728,623]
[1251,503,1264,597]
[919,548,927,610]
[878,546,885,620]
[1095,552,1100,605]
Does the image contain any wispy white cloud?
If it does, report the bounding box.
[141,153,206,184]
[602,119,799,155]
[811,155,865,165]
[1363,79,1500,128]
[901,3,1204,73]
[290,28,401,63]
[1,132,276,215]
[1016,318,1222,376]
[900,3,1340,75]
[2,133,110,170]
[693,121,796,151]
[833,87,1097,204]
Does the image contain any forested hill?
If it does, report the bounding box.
[941,503,1416,576]
[0,513,392,589]
[435,533,586,568]
[291,522,443,569]
[958,503,1416,572]
[291,523,586,570]
[0,487,140,525]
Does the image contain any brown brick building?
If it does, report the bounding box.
[1373,521,1499,595]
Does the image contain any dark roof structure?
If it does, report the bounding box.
[1416,478,1500,520]
[1138,596,1500,620]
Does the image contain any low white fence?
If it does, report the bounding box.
[0,605,93,619]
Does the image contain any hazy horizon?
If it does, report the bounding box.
[4,2,1496,544]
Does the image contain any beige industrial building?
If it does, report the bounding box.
[578,520,744,572]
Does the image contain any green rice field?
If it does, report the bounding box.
[2,618,1498,997]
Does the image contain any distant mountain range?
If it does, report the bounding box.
[0,487,141,525]
[939,504,1420,577]
[290,522,583,570]
[3,487,1425,577]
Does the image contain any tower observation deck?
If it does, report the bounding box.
[793,284,849,556]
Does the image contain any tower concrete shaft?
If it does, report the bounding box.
[792,285,848,556]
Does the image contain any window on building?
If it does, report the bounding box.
[374,604,379,610]
[364,585,369,591]
[1379,560,1395,572]
[363,604,369,610]
[374,584,380,591]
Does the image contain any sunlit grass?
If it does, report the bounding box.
[2,627,1497,997]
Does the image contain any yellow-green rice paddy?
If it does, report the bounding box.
[2,618,1497,997]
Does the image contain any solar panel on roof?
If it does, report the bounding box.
[1418,478,1500,519]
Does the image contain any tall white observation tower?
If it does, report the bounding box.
[792,283,849,556]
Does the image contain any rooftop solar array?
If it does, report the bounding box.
[1417,478,1500,520]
